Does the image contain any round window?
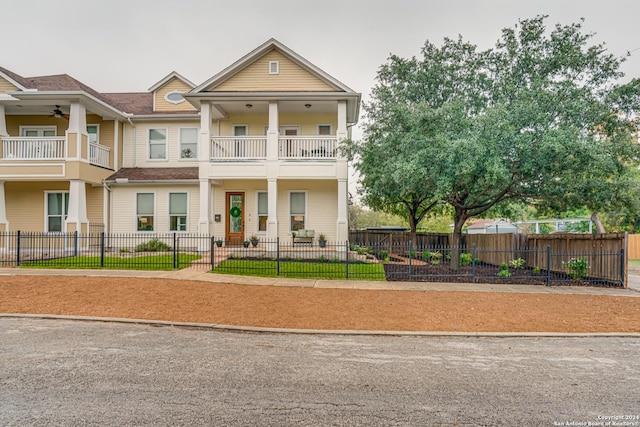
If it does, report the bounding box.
[165,91,185,104]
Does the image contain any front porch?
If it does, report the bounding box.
[210,136,337,161]
[0,136,111,168]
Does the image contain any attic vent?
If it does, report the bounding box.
[269,61,279,75]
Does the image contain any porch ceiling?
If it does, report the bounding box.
[212,99,338,116]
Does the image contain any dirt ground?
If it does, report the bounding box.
[1,275,640,333]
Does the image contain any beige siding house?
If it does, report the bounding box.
[0,39,360,243]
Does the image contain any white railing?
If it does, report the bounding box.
[210,137,267,160]
[278,136,337,159]
[1,137,66,160]
[89,142,110,168]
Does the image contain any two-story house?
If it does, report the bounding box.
[0,39,360,243]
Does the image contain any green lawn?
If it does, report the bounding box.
[213,259,386,280]
[20,254,201,270]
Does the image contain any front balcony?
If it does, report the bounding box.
[0,136,111,169]
[210,136,337,161]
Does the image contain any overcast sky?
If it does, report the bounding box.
[4,0,640,135]
[4,0,640,198]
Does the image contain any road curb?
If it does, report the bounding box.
[3,313,640,337]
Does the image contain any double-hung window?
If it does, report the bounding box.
[169,193,188,231]
[257,192,268,232]
[148,128,167,160]
[290,192,306,231]
[87,125,99,144]
[180,128,198,159]
[137,193,155,231]
[46,192,69,232]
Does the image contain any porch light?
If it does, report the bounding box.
[304,104,311,108]
[245,104,253,109]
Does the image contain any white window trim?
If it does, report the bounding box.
[256,191,268,234]
[168,191,189,232]
[233,124,249,135]
[179,127,199,160]
[147,127,168,161]
[87,124,100,145]
[288,190,308,233]
[317,124,333,135]
[44,191,69,233]
[279,125,300,135]
[136,192,156,232]
[164,90,185,105]
[20,126,57,137]
[269,61,279,75]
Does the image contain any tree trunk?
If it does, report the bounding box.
[591,213,606,234]
[408,211,418,249]
[450,209,467,270]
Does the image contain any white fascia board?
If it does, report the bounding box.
[126,113,200,121]
[106,180,200,185]
[8,90,127,120]
[0,70,27,91]
[148,71,196,92]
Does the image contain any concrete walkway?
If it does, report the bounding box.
[1,267,639,297]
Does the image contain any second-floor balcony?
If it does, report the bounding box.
[210,136,338,161]
[1,136,111,169]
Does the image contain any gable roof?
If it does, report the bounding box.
[192,38,356,94]
[148,71,196,92]
[0,66,29,90]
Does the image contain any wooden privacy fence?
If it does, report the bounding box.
[350,230,628,287]
[627,234,640,259]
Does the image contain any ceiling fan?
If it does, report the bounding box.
[50,105,69,120]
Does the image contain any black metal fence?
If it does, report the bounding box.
[0,231,626,287]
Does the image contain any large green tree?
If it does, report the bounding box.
[349,16,640,267]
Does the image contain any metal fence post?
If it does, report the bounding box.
[74,230,78,257]
[16,230,20,267]
[210,236,215,271]
[173,233,178,269]
[546,245,551,286]
[277,237,280,276]
[621,248,626,287]
[409,240,413,281]
[472,243,477,283]
[100,232,105,268]
[345,240,349,279]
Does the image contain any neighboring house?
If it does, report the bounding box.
[0,39,361,243]
[466,219,519,235]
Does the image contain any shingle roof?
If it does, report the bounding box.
[0,66,30,88]
[106,167,199,182]
[102,92,154,115]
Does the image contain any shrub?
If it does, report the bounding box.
[460,253,472,267]
[429,251,443,265]
[509,258,526,269]
[378,250,388,260]
[119,248,130,253]
[533,266,541,275]
[563,257,589,280]
[499,262,509,270]
[409,250,416,259]
[135,239,171,252]
[497,269,512,278]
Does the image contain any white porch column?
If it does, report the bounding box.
[336,178,349,244]
[198,103,212,237]
[67,102,87,160]
[267,101,279,160]
[66,179,89,234]
[336,101,348,156]
[113,119,119,170]
[0,104,8,137]
[198,179,211,235]
[199,102,211,162]
[267,178,278,239]
[0,181,8,232]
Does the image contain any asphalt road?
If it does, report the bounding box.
[2,318,640,426]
